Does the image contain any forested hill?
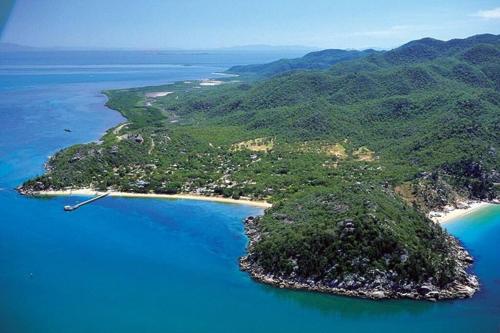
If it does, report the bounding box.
[226,48,378,77]
[227,34,500,78]
[21,34,499,300]
[382,33,500,65]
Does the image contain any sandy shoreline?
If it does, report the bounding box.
[32,189,272,208]
[429,201,495,224]
[30,189,495,218]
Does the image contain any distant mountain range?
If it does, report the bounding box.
[0,42,41,52]
[214,44,319,52]
[227,33,500,77]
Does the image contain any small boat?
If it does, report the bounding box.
[64,128,72,132]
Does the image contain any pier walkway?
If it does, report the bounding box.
[64,192,110,211]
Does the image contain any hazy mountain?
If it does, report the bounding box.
[0,42,41,52]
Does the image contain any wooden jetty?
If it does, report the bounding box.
[64,192,110,211]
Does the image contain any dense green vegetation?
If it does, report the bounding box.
[23,34,499,291]
[253,187,458,285]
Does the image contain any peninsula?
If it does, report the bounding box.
[20,34,499,300]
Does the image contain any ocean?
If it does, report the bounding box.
[0,51,499,333]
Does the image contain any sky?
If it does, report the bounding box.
[1,0,500,50]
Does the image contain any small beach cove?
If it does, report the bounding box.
[1,52,499,333]
[429,201,498,224]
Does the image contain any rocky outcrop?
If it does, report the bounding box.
[128,134,144,144]
[240,216,479,301]
[17,181,54,195]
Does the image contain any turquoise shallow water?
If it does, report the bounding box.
[0,52,499,333]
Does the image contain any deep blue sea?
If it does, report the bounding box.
[0,51,499,333]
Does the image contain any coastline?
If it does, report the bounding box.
[30,188,272,208]
[429,201,495,224]
[240,216,479,301]
[15,70,495,303]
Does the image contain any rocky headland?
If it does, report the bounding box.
[240,216,479,301]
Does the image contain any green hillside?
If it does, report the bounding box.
[21,34,499,300]
[226,48,378,77]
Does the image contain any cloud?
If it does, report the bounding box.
[475,7,500,19]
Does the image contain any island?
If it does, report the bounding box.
[19,34,499,300]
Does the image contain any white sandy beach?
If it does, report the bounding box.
[34,188,272,208]
[429,201,494,224]
[32,189,496,218]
